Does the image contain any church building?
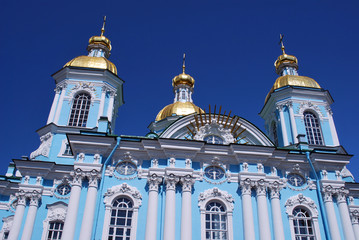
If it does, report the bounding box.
[0,21,359,240]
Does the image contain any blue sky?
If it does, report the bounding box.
[1,0,359,178]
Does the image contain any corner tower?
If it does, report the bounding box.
[30,18,124,161]
[260,36,339,147]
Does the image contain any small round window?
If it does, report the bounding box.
[56,184,71,195]
[116,161,137,175]
[287,173,306,187]
[205,166,225,180]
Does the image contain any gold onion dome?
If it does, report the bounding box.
[155,101,204,121]
[172,69,195,88]
[63,16,117,75]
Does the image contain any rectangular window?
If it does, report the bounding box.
[47,221,64,240]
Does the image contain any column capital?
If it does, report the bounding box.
[15,191,27,206]
[71,168,85,187]
[322,185,334,202]
[336,187,349,204]
[26,191,41,207]
[285,100,293,108]
[180,175,195,192]
[87,170,101,188]
[255,179,267,196]
[275,104,285,112]
[350,210,359,224]
[240,178,253,195]
[268,181,283,199]
[147,174,163,192]
[164,174,180,191]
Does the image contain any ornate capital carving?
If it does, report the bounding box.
[322,185,334,202]
[87,170,101,188]
[336,187,349,204]
[27,191,41,207]
[180,175,195,192]
[71,168,85,187]
[285,101,293,108]
[240,178,253,195]
[15,191,26,206]
[268,181,283,199]
[255,179,267,196]
[164,174,179,191]
[351,210,359,224]
[147,174,162,192]
[275,104,285,112]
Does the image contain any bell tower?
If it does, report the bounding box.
[260,36,340,147]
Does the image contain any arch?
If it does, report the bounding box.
[68,92,91,127]
[198,188,234,240]
[303,111,324,145]
[285,194,321,240]
[102,183,142,240]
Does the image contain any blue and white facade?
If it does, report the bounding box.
[0,30,358,240]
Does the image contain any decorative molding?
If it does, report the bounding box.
[198,187,234,211]
[86,170,101,188]
[0,215,13,239]
[268,181,284,199]
[30,133,53,159]
[41,202,67,240]
[240,178,253,195]
[255,179,267,196]
[296,101,324,120]
[104,183,142,208]
[341,166,354,179]
[164,174,180,191]
[285,194,318,217]
[193,119,235,145]
[70,168,85,187]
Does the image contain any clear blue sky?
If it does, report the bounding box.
[1,0,359,178]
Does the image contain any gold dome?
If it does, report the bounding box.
[156,101,204,121]
[89,35,112,51]
[64,56,117,75]
[172,73,195,88]
[265,75,321,103]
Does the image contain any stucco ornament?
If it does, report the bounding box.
[104,183,142,207]
[30,133,53,159]
[341,166,354,180]
[198,187,234,211]
[285,193,318,216]
[193,119,235,144]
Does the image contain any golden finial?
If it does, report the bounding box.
[101,16,107,36]
[182,53,186,73]
[279,34,286,55]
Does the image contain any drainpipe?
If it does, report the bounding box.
[305,150,332,240]
[92,137,121,239]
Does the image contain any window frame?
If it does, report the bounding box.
[102,184,142,240]
[303,111,324,145]
[46,221,64,240]
[285,194,321,240]
[68,92,92,127]
[41,202,67,240]
[198,188,234,240]
[0,216,13,240]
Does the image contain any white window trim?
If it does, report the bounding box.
[285,193,321,240]
[102,183,142,240]
[198,188,234,240]
[57,139,73,158]
[0,215,13,239]
[41,202,67,240]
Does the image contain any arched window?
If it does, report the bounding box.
[102,184,142,240]
[47,221,64,240]
[292,207,316,239]
[271,122,278,146]
[108,197,134,240]
[68,93,91,127]
[205,201,228,240]
[303,111,323,145]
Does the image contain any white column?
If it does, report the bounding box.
[350,212,359,240]
[8,192,26,240]
[240,179,255,240]
[180,175,195,240]
[269,182,285,240]
[276,105,289,146]
[79,171,100,240]
[20,192,41,240]
[287,101,298,144]
[54,85,67,125]
[327,108,340,146]
[62,169,84,240]
[145,174,162,240]
[256,180,271,240]
[163,174,179,240]
[322,186,341,240]
[47,87,61,124]
[97,87,107,125]
[107,92,115,122]
[337,190,356,240]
